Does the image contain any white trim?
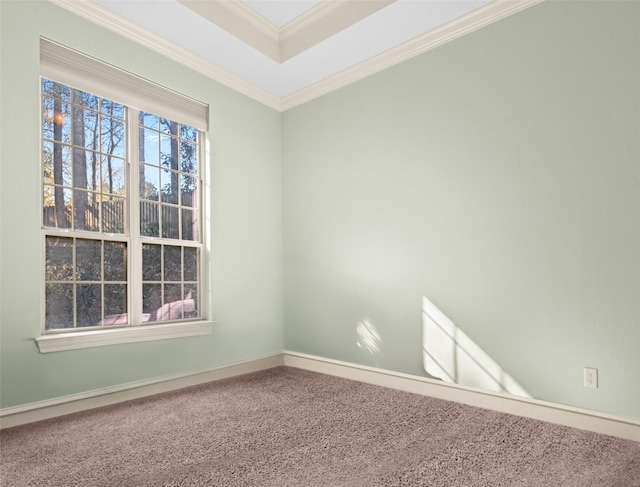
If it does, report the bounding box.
[177,0,280,62]
[278,0,395,62]
[0,353,284,429]
[280,0,353,38]
[280,0,544,110]
[47,0,282,111]
[45,0,542,112]
[2,350,638,442]
[283,351,640,443]
[35,321,215,353]
[177,0,393,63]
[212,0,280,41]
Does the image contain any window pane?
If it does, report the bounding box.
[88,193,101,231]
[73,149,99,191]
[142,244,161,281]
[42,141,55,185]
[141,202,160,237]
[141,164,159,201]
[104,284,127,325]
[73,89,98,110]
[184,284,198,319]
[181,175,197,208]
[72,106,99,151]
[45,284,73,330]
[140,129,159,166]
[160,134,179,169]
[42,79,70,101]
[70,105,85,147]
[161,169,179,204]
[45,236,74,281]
[101,99,125,119]
[76,283,102,327]
[180,140,197,175]
[180,124,197,142]
[164,245,182,281]
[42,98,71,144]
[102,156,125,196]
[161,205,179,239]
[43,187,72,229]
[160,118,179,136]
[76,239,102,281]
[139,111,158,130]
[160,284,182,321]
[101,116,125,157]
[60,145,73,187]
[181,209,198,241]
[41,97,55,140]
[43,185,55,219]
[104,241,126,281]
[183,247,198,282]
[143,283,161,323]
[102,196,125,234]
[43,142,72,187]
[73,190,99,231]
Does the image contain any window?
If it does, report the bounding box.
[36,38,211,352]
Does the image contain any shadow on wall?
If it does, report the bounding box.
[422,296,530,398]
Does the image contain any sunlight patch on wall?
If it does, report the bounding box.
[357,319,381,355]
[422,297,530,398]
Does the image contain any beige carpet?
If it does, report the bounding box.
[1,367,639,486]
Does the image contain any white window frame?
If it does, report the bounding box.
[36,38,213,353]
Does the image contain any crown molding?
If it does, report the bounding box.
[46,0,282,111]
[280,0,348,38]
[178,0,281,61]
[179,0,394,63]
[216,0,280,40]
[281,0,545,110]
[279,0,395,62]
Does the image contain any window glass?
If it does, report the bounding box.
[42,79,203,332]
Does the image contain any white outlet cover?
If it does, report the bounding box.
[584,367,598,388]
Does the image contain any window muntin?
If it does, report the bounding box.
[41,77,203,333]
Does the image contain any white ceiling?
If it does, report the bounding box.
[50,0,542,110]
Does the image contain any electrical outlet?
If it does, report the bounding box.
[584,367,598,388]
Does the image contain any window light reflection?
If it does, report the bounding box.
[357,319,381,355]
[422,296,530,397]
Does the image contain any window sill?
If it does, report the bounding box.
[35,321,215,353]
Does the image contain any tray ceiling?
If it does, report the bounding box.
[49,0,542,110]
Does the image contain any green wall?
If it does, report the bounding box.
[2,0,639,421]
[282,1,640,418]
[0,1,283,408]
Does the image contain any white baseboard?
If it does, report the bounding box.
[0,353,284,429]
[283,351,640,443]
[3,350,638,443]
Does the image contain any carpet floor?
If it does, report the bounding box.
[1,367,639,486]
